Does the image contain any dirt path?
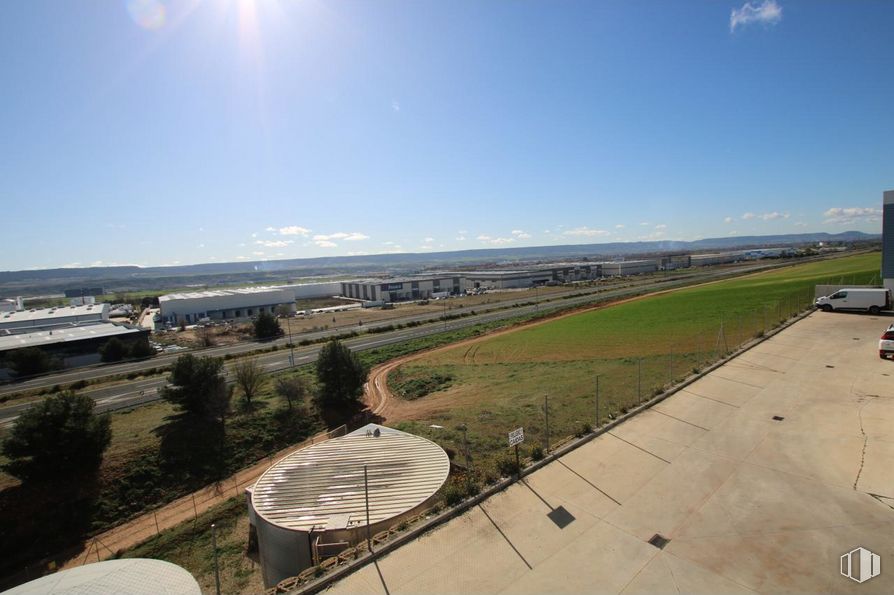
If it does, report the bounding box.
[61,426,344,571]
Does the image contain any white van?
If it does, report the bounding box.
[815,288,892,315]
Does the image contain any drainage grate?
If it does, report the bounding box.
[648,534,670,549]
[772,415,784,421]
[547,506,575,529]
[826,365,835,368]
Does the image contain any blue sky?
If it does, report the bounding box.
[1,0,892,270]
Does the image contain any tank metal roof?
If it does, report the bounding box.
[3,558,201,595]
[251,423,450,532]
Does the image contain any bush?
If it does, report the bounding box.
[443,480,466,506]
[496,455,520,477]
[530,445,544,461]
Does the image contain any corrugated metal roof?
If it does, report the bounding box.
[0,322,143,353]
[0,303,109,324]
[252,424,449,532]
[3,559,201,595]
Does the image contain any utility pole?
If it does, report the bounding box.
[364,465,372,553]
[287,318,295,367]
[211,524,221,595]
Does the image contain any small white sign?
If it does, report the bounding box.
[508,427,525,447]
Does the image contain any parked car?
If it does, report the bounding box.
[814,288,892,315]
[880,324,894,359]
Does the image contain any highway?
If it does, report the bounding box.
[0,257,823,426]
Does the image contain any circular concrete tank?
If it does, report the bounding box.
[249,423,450,587]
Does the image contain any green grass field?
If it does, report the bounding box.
[392,252,882,476]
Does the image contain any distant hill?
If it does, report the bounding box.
[0,231,880,294]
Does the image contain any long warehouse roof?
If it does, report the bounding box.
[251,424,450,532]
[0,303,108,324]
[159,286,291,301]
[0,322,143,352]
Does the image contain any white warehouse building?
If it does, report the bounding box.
[0,303,110,331]
[158,287,296,325]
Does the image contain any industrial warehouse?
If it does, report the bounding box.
[247,424,450,588]
[154,249,783,321]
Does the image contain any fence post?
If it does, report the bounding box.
[668,348,673,385]
[192,494,198,521]
[544,395,550,454]
[637,358,642,403]
[595,376,600,428]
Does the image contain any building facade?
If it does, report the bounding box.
[158,288,296,325]
[883,190,894,292]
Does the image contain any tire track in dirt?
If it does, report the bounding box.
[362,266,796,425]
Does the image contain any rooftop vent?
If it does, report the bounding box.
[772,415,784,421]
[648,534,670,549]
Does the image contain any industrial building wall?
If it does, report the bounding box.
[278,282,343,300]
[160,289,295,324]
[883,190,894,291]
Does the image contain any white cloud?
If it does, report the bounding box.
[236,255,249,260]
[730,0,782,33]
[313,232,369,241]
[198,243,205,248]
[615,224,625,229]
[392,100,400,112]
[477,235,515,245]
[252,251,265,256]
[563,227,610,238]
[256,239,293,248]
[456,235,466,241]
[423,237,434,243]
[639,222,650,227]
[793,221,808,227]
[511,230,531,239]
[823,207,882,225]
[251,233,257,238]
[277,225,311,236]
[265,226,276,232]
[347,251,368,256]
[724,217,733,224]
[742,211,789,221]
[315,240,338,248]
[654,224,667,230]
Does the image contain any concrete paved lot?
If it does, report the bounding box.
[327,312,894,594]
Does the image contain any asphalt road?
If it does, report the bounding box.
[0,258,824,426]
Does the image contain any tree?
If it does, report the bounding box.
[161,354,230,420]
[315,339,367,406]
[5,347,56,377]
[234,358,265,408]
[129,337,155,359]
[99,337,127,362]
[253,311,282,340]
[2,391,111,484]
[274,304,293,317]
[275,376,309,410]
